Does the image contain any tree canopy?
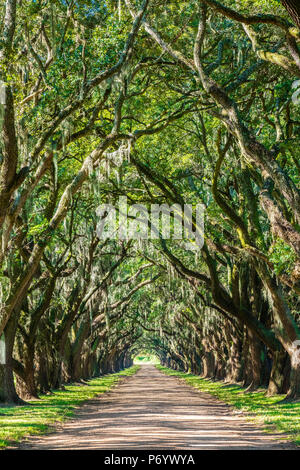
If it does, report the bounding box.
[0,0,300,403]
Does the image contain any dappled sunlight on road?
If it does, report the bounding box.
[20,366,295,450]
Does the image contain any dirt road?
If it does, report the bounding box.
[19,365,296,450]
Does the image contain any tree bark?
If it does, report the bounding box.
[267,349,287,395]
[285,343,300,400]
[281,0,300,29]
[0,312,23,403]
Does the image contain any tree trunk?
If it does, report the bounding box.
[285,344,300,400]
[36,346,51,394]
[242,329,252,387]
[0,314,23,404]
[227,327,243,383]
[246,330,263,391]
[202,348,215,378]
[15,345,38,400]
[281,0,300,28]
[267,349,287,396]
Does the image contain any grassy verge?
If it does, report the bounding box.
[157,365,300,446]
[0,365,139,449]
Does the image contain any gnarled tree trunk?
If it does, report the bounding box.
[0,313,23,404]
[282,0,300,28]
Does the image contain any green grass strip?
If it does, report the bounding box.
[0,365,139,448]
[157,365,300,446]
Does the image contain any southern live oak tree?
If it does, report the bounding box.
[0,0,299,403]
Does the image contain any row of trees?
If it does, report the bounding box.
[0,0,300,403]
